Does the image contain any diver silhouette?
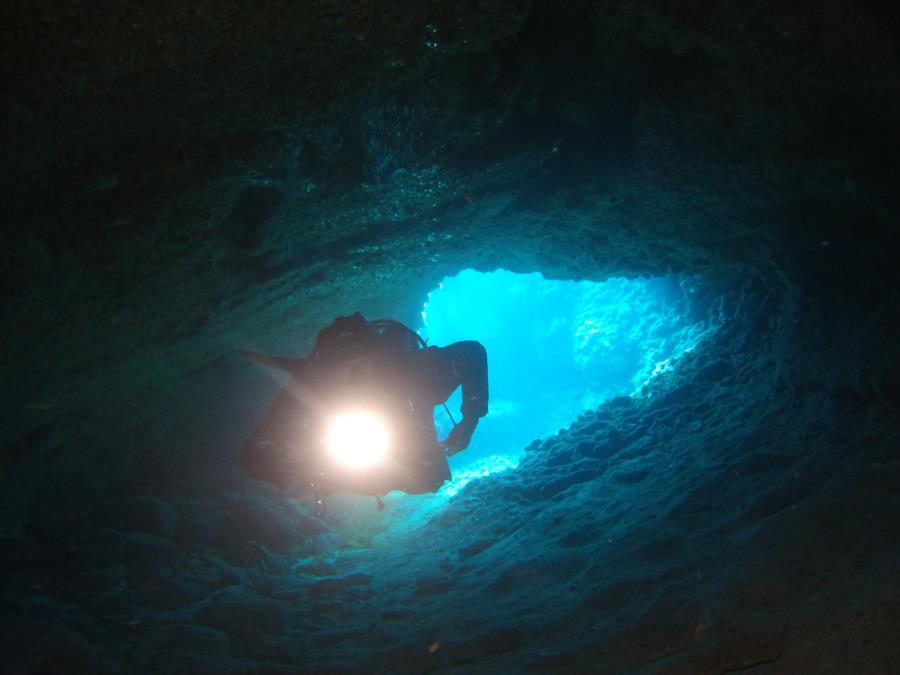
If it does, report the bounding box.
[239,312,488,502]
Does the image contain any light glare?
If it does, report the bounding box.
[326,410,389,469]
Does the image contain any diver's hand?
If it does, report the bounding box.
[441,417,477,456]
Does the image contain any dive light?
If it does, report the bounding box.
[325,410,390,469]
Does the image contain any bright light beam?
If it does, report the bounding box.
[326,410,390,469]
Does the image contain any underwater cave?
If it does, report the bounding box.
[3,2,899,673]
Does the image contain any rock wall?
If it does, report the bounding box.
[2,1,899,672]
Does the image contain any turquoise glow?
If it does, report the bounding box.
[418,269,715,476]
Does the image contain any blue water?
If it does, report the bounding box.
[417,269,712,478]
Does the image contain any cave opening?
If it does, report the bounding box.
[421,269,719,471]
[322,268,724,539]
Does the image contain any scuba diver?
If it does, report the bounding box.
[239,312,488,508]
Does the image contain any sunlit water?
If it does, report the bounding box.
[421,269,711,471]
[321,269,718,543]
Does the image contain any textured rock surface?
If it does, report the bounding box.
[2,1,899,673]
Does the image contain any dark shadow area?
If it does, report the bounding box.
[2,0,899,673]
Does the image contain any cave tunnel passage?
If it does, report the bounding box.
[420,269,721,485]
[323,269,724,535]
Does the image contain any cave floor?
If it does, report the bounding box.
[5,297,898,674]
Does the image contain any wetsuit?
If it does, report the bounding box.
[240,321,488,496]
[399,340,489,492]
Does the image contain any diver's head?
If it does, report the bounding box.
[314,313,374,363]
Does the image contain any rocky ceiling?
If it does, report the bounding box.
[2,1,900,673]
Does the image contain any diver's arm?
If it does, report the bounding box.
[448,340,489,419]
[440,340,489,455]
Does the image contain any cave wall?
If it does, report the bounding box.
[5,0,897,506]
[2,1,900,672]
